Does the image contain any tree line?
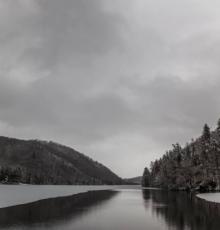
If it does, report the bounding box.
[142,119,220,191]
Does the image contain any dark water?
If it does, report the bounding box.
[1,188,220,230]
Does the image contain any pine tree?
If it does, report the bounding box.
[217,118,220,132]
[142,167,151,187]
[202,124,210,141]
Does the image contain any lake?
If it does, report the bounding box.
[0,186,220,230]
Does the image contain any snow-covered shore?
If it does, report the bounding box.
[0,185,138,208]
[197,193,220,203]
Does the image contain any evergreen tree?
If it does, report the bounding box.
[142,167,151,187]
[142,121,220,191]
[217,118,220,132]
[202,123,210,141]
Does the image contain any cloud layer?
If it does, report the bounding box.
[1,0,220,177]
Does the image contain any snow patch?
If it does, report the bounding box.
[0,185,122,208]
[197,193,220,203]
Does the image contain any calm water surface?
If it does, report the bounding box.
[1,187,220,230]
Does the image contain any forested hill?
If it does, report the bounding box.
[142,119,220,191]
[124,176,142,185]
[0,136,123,185]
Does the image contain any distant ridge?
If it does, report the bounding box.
[124,176,142,185]
[0,136,123,185]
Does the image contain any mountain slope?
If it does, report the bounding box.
[0,136,123,185]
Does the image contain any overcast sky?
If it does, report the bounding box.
[1,0,220,177]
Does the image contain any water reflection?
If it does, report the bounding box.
[0,187,219,230]
[142,189,220,230]
[0,190,118,228]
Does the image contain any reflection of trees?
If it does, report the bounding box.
[0,190,118,228]
[142,189,220,230]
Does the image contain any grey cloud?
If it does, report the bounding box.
[24,0,123,69]
[1,0,220,177]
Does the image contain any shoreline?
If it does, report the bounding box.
[196,192,220,204]
[0,184,139,209]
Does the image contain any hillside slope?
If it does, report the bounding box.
[142,120,220,191]
[0,136,123,185]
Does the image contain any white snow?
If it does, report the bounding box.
[197,193,220,203]
[0,185,133,208]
